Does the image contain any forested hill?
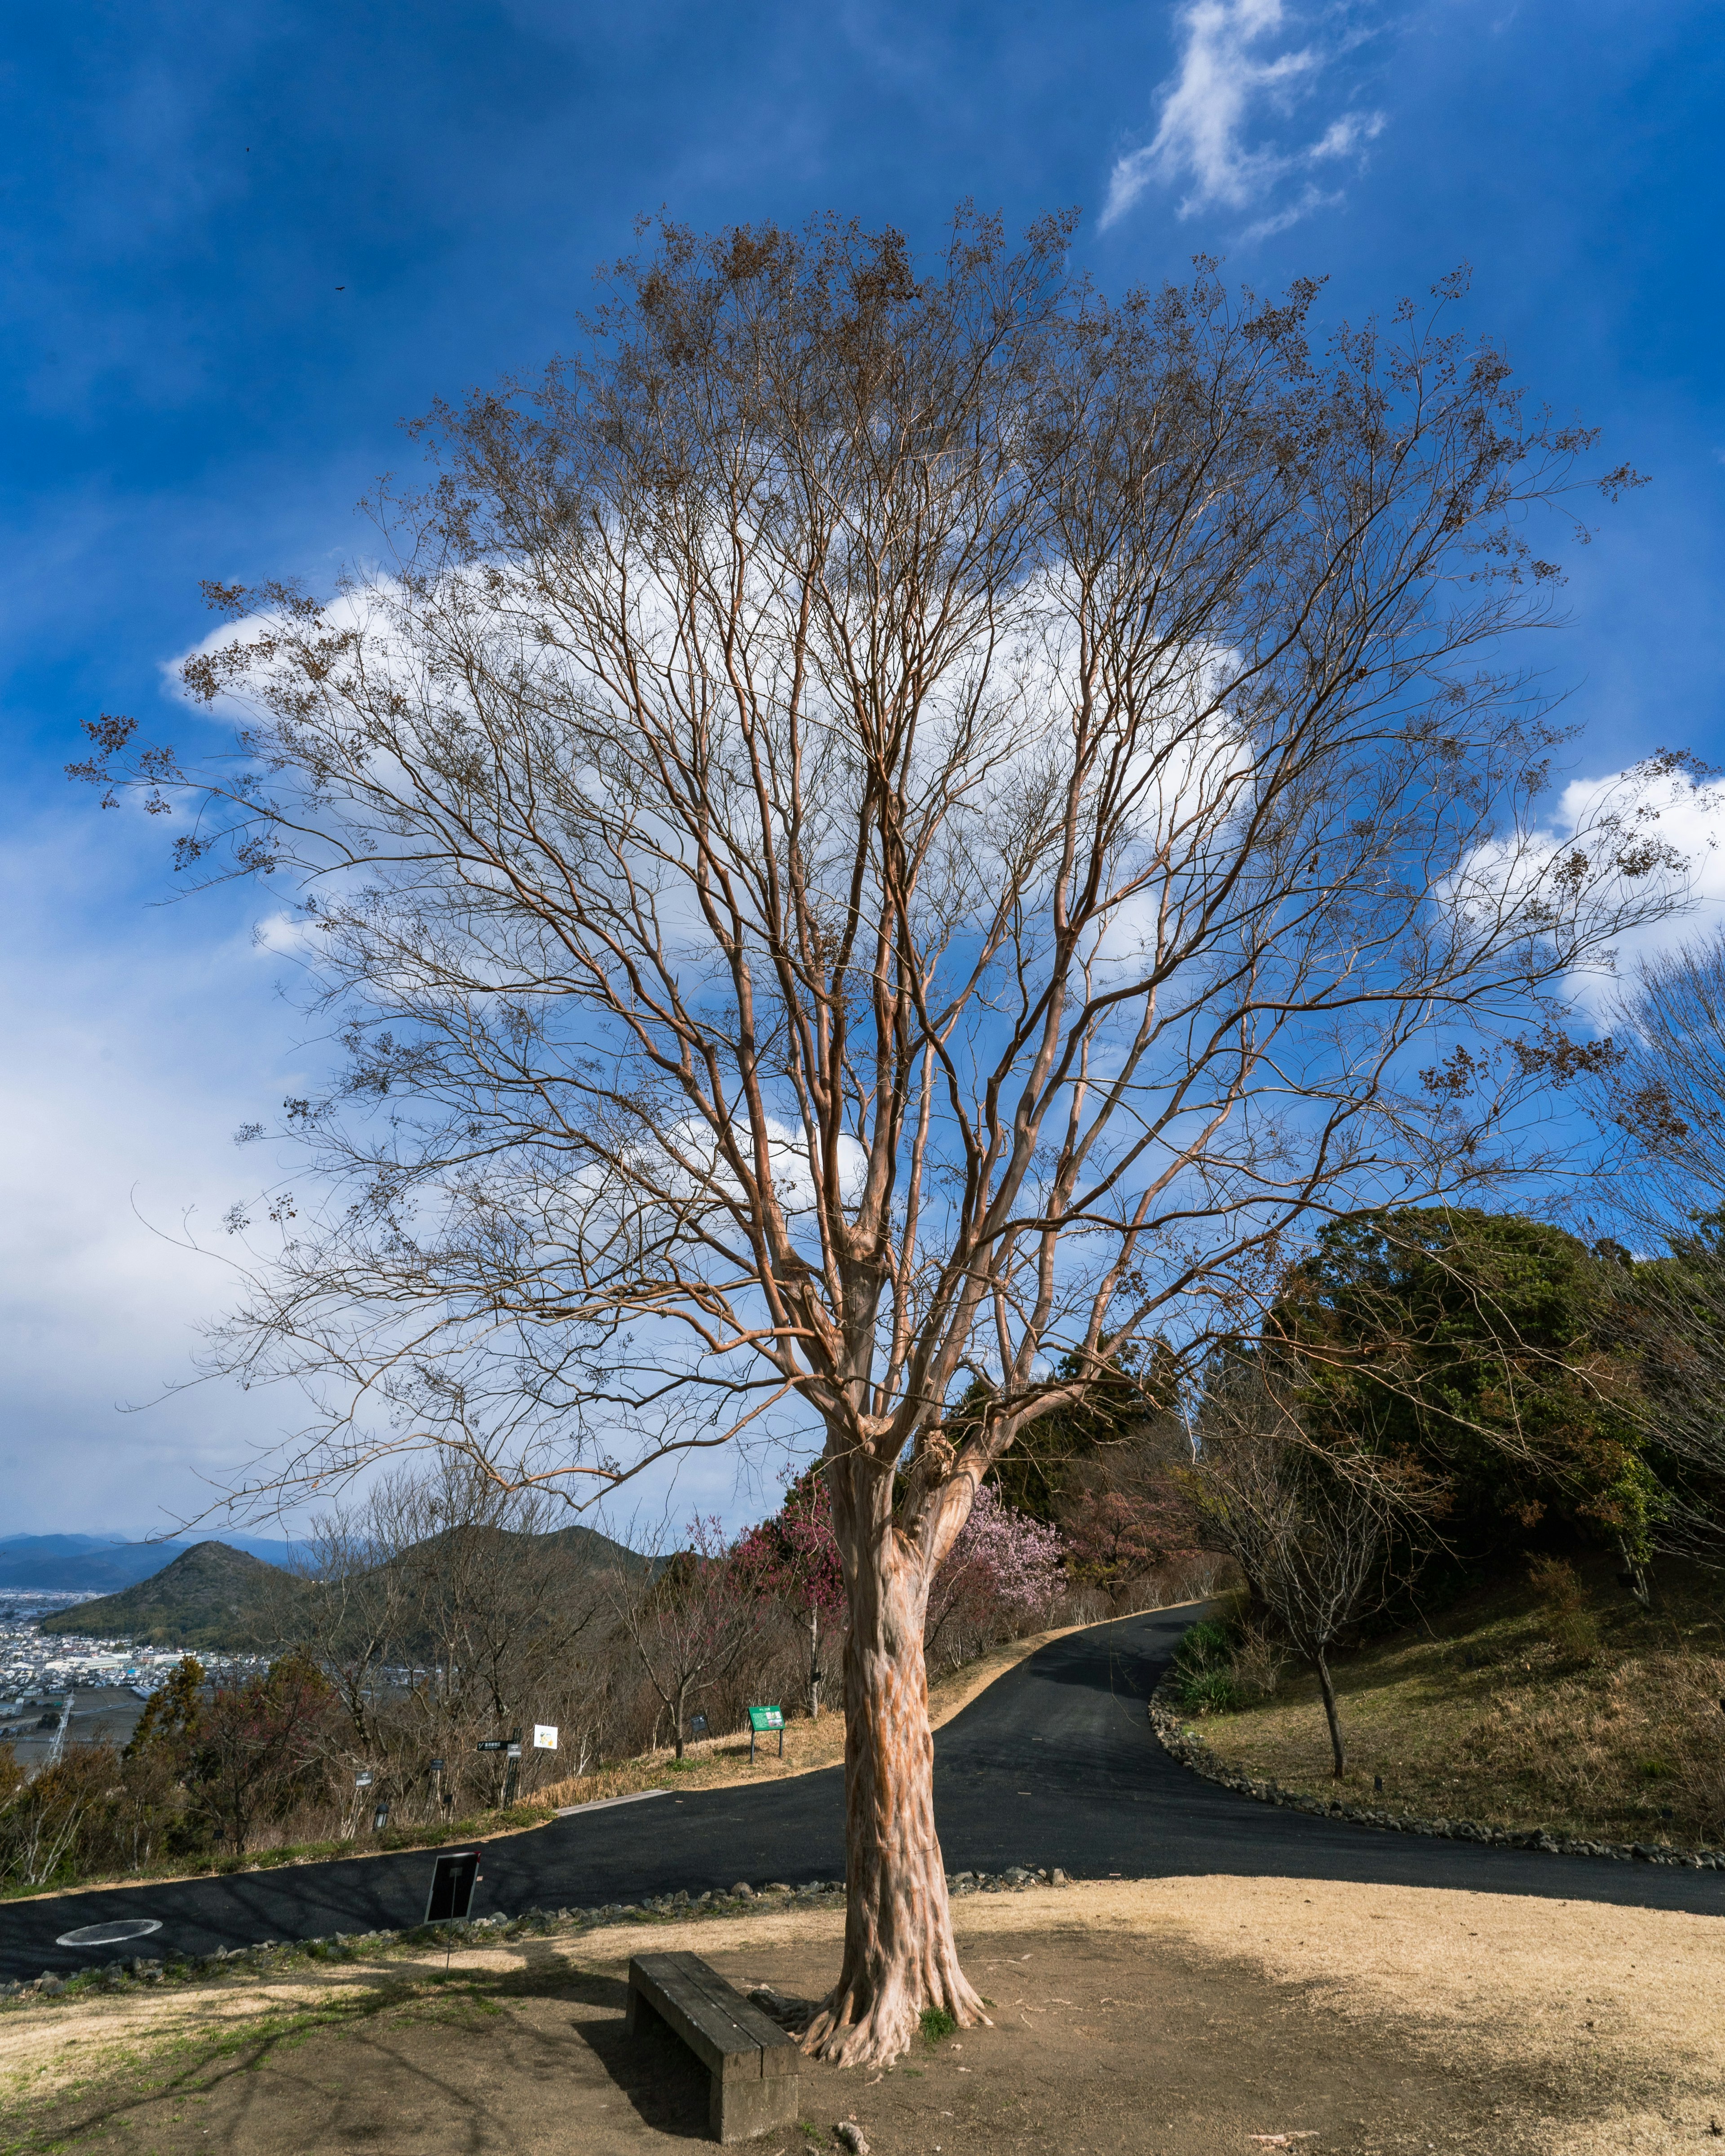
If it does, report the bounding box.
[34,1524,656,1652]
[37,1541,296,1648]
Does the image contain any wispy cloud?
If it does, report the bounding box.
[1101,0,1384,235]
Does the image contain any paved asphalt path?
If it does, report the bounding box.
[8,1606,1724,1979]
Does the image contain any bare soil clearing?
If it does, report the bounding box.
[3,1877,1718,2155]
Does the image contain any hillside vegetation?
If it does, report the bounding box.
[37,1543,293,1650]
[34,1522,653,1653]
[1187,1556,1725,1846]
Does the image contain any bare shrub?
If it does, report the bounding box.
[1527,1554,1601,1666]
[1231,1618,1291,1702]
[292,1459,621,1811]
[611,1520,760,1758]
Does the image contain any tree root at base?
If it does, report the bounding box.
[801,1967,992,2069]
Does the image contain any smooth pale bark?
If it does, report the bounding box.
[804,1462,989,2068]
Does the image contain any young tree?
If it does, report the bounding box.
[75,215,1678,2061]
[734,1469,847,1717]
[1059,1477,1203,1592]
[1190,1373,1437,1777]
[184,1652,336,1854]
[123,1654,207,1767]
[614,1518,757,1757]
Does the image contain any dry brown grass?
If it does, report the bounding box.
[1199,1556,1725,1842]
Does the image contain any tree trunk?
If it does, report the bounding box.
[804,1477,987,2069]
[1616,1537,1651,1609]
[809,1604,822,1722]
[1314,1650,1346,1780]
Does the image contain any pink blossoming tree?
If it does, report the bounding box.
[734,1470,849,1718]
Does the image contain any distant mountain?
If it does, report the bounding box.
[30,1523,655,1655]
[35,1542,301,1648]
[0,1534,298,1592]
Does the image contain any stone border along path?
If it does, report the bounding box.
[0,1868,1072,2006]
[1146,1662,1725,1871]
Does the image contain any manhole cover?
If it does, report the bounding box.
[54,1918,164,1949]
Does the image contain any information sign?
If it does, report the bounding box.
[531,1724,558,1751]
[354,1771,375,1788]
[476,1739,508,1753]
[424,1849,479,1925]
[747,1704,785,1763]
[688,1714,708,1738]
[505,1741,522,1760]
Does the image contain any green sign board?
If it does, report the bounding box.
[748,1705,784,1732]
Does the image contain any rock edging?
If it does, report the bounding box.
[1147,1665,1725,1872]
[0,1864,1071,2006]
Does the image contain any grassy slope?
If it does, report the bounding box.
[1196,1557,1725,1844]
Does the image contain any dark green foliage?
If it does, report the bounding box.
[1169,1616,1242,1714]
[919,2006,959,2042]
[977,1347,1177,1525]
[38,1541,299,1649]
[124,1652,206,1763]
[1275,1209,1663,1562]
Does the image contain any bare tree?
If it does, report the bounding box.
[75,214,1678,2061]
[612,1519,758,1757]
[296,1459,613,1810]
[1191,1369,1437,1777]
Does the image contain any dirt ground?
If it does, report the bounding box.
[3,1877,1721,2156]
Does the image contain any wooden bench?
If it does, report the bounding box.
[626,1951,801,2143]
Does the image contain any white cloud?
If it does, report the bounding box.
[0,809,312,1535]
[1552,765,1725,1014]
[1451,761,1725,1024]
[1101,0,1384,235]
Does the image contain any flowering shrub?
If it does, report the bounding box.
[735,1470,1071,1684]
[924,1484,1066,1670]
[733,1469,846,1618]
[733,1470,848,1716]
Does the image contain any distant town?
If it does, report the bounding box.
[0,1590,265,1773]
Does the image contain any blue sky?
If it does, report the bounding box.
[4,0,1724,1537]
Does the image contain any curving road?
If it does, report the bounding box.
[8,1606,1722,1979]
